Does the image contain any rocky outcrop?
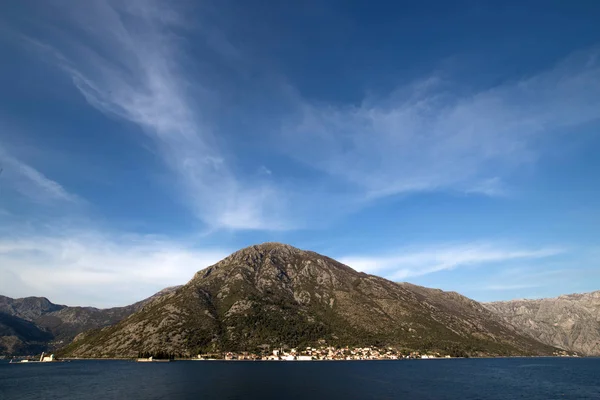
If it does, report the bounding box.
[62,243,557,358]
[486,291,600,356]
[0,296,64,320]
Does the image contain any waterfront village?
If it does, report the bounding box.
[203,346,452,361]
[198,347,579,361]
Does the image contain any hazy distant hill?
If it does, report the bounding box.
[0,286,180,355]
[61,243,557,358]
[486,291,600,356]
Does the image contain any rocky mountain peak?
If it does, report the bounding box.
[228,242,303,261]
[191,242,326,283]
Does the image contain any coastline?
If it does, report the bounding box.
[54,355,585,362]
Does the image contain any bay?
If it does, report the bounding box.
[1,358,599,399]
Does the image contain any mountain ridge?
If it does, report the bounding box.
[0,286,181,355]
[485,290,600,356]
[60,243,558,358]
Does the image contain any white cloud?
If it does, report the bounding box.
[258,166,272,176]
[29,0,290,230]
[283,49,600,199]
[0,146,80,204]
[0,231,229,307]
[339,243,565,281]
[482,283,542,291]
[466,177,508,197]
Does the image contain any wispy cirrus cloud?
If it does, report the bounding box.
[13,0,600,232]
[283,49,600,199]
[26,0,290,230]
[339,243,565,281]
[21,0,600,230]
[0,145,80,204]
[0,230,229,307]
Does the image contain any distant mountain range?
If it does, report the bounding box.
[1,243,596,358]
[0,287,180,355]
[486,291,600,356]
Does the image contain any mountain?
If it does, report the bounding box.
[0,286,180,355]
[0,313,53,355]
[486,291,600,356]
[61,243,557,358]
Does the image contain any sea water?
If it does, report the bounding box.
[1,357,599,399]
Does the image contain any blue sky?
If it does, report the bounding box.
[0,0,599,307]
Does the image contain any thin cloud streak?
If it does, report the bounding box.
[283,49,600,200]
[339,243,565,281]
[482,283,542,291]
[0,145,80,204]
[31,0,290,230]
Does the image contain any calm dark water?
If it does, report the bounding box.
[1,358,599,400]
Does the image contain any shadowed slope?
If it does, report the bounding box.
[0,287,180,355]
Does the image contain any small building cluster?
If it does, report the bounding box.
[202,346,452,361]
[553,350,579,357]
